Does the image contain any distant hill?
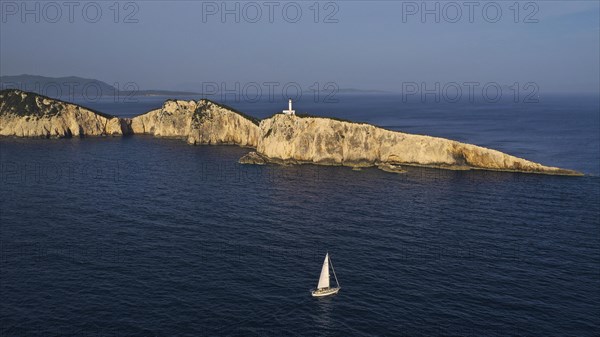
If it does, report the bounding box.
[0,75,117,97]
[0,74,200,99]
[0,75,391,102]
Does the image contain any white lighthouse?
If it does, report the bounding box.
[282,98,295,115]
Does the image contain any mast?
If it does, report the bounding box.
[329,254,340,288]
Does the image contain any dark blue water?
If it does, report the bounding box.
[1,95,599,336]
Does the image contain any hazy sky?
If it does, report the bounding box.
[1,1,599,93]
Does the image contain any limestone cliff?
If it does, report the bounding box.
[0,89,582,176]
[130,99,259,147]
[240,114,582,176]
[0,89,130,137]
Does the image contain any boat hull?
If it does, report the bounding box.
[311,287,340,297]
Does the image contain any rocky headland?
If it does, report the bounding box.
[0,89,129,137]
[0,89,583,176]
[240,114,581,175]
[130,98,259,147]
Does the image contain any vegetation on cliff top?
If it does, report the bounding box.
[135,98,261,126]
[201,99,260,126]
[0,89,116,119]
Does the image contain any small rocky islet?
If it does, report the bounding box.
[0,89,583,176]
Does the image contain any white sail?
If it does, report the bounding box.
[317,253,330,289]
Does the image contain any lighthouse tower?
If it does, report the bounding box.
[282,98,295,115]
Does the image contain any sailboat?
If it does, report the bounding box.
[311,252,341,297]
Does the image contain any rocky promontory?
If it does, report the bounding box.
[239,114,582,176]
[0,89,583,176]
[130,99,259,147]
[0,89,130,137]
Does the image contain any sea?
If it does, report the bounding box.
[1,93,599,336]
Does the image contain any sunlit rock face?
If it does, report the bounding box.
[251,114,582,176]
[1,89,582,176]
[130,99,259,147]
[0,89,130,137]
